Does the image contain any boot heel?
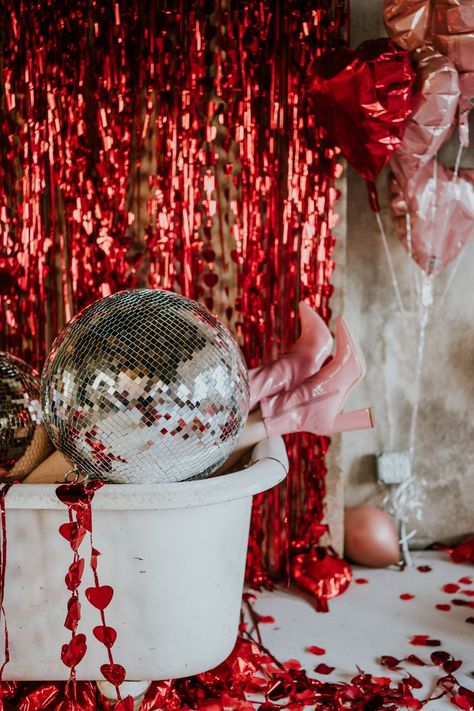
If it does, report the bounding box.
[332,408,374,434]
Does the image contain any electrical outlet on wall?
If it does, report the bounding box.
[376,451,412,485]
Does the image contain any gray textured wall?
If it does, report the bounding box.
[339,0,474,546]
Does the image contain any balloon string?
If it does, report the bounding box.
[453,142,463,179]
[375,211,408,319]
[409,274,432,461]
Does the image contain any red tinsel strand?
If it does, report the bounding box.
[1,0,347,588]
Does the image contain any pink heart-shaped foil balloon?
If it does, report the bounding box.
[389,48,474,274]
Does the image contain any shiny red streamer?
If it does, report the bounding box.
[0,592,472,710]
[0,1,346,587]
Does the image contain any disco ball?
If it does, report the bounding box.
[41,289,249,484]
[0,352,53,480]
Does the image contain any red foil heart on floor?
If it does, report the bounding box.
[100,663,126,687]
[60,634,87,668]
[85,585,114,610]
[293,547,352,612]
[93,625,117,648]
[308,38,416,211]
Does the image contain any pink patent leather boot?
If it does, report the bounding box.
[248,302,333,411]
[260,317,374,437]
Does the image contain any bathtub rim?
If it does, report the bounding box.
[4,435,288,511]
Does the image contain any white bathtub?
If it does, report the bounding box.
[2,436,287,683]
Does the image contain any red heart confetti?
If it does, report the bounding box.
[100,663,126,686]
[314,663,335,675]
[283,659,301,670]
[443,583,460,594]
[400,593,415,600]
[61,634,87,668]
[416,565,431,573]
[59,522,86,551]
[466,617,474,624]
[85,585,114,610]
[459,577,473,585]
[93,625,117,648]
[307,645,326,656]
[380,655,403,670]
[436,604,451,612]
[462,590,474,597]
[453,689,474,710]
[65,558,85,591]
[452,598,474,608]
[431,651,462,674]
[114,698,134,711]
[405,655,426,666]
[355,578,368,585]
[258,615,275,624]
[410,635,441,647]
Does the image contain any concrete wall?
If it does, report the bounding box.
[339,0,474,546]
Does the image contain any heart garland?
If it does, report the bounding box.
[56,480,133,708]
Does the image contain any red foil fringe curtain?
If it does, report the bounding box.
[0,1,347,584]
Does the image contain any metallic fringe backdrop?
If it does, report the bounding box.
[0,0,347,584]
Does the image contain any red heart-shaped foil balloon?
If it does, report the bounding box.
[101,663,126,687]
[389,48,474,274]
[93,625,117,648]
[293,548,352,612]
[85,585,114,610]
[61,633,87,668]
[308,38,416,211]
[59,523,86,552]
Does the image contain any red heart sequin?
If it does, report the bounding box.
[85,585,114,610]
[76,507,92,532]
[64,597,81,632]
[93,625,117,648]
[100,663,126,686]
[56,483,90,507]
[65,558,85,591]
[61,634,87,668]
[59,523,86,551]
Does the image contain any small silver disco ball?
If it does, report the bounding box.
[41,289,249,484]
[0,352,52,480]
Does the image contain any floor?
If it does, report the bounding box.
[252,552,473,709]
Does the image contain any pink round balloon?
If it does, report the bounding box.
[344,505,400,568]
[389,48,474,275]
